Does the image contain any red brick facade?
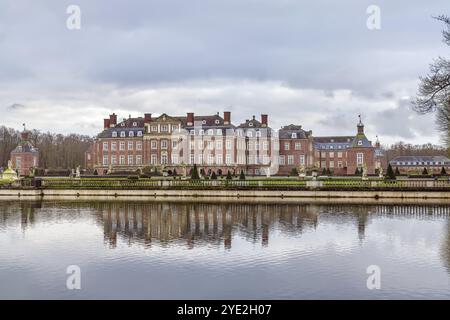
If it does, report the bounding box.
[85,113,385,176]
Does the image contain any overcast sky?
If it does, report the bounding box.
[0,0,449,146]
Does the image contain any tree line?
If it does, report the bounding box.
[0,125,93,170]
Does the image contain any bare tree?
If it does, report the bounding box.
[413,15,450,145]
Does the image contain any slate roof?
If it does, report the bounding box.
[313,136,354,150]
[98,117,145,138]
[279,124,312,139]
[11,141,38,154]
[238,116,266,129]
[389,156,450,166]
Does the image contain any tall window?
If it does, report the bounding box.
[216,154,223,165]
[295,142,301,150]
[151,154,157,165]
[171,154,178,164]
[103,155,109,165]
[216,140,222,150]
[284,142,290,151]
[226,139,232,150]
[161,140,168,149]
[111,155,117,165]
[103,142,108,151]
[161,154,168,164]
[136,142,142,151]
[120,142,125,151]
[208,154,214,164]
[300,155,305,166]
[279,155,285,165]
[120,155,125,165]
[128,141,133,151]
[128,155,133,165]
[172,139,178,149]
[287,155,294,165]
[136,155,142,165]
[226,154,232,165]
[357,153,364,166]
[151,140,157,149]
[111,142,116,151]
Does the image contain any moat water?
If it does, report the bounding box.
[0,200,449,299]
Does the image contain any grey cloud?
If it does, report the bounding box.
[0,0,447,145]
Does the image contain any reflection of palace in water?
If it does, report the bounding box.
[2,201,450,252]
[95,202,450,249]
[98,202,320,249]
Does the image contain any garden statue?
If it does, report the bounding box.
[378,166,383,178]
[108,163,113,175]
[362,164,368,180]
[266,168,271,178]
[298,166,306,178]
[76,166,81,178]
[311,168,318,181]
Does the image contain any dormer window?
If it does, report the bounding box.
[216,129,222,135]
[291,133,297,139]
[247,131,253,138]
[190,130,194,135]
[215,119,220,124]
[357,140,362,146]
[208,129,214,135]
[199,129,204,135]
[202,120,206,125]
[129,131,134,137]
[120,131,125,137]
[121,123,125,127]
[256,131,261,137]
[112,131,117,137]
[132,122,137,127]
[137,131,143,137]
[249,122,253,127]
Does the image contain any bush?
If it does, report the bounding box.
[354,167,360,176]
[386,164,395,180]
[211,171,217,180]
[394,167,401,176]
[290,167,298,176]
[422,167,428,175]
[127,175,139,180]
[441,167,447,175]
[173,169,178,176]
[226,171,232,180]
[239,170,246,180]
[191,164,200,180]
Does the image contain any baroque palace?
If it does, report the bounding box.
[85,111,386,176]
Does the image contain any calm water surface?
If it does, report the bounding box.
[0,200,449,299]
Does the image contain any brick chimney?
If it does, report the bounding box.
[187,112,194,126]
[261,114,268,127]
[109,113,117,127]
[104,118,110,129]
[224,111,231,125]
[144,113,152,123]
